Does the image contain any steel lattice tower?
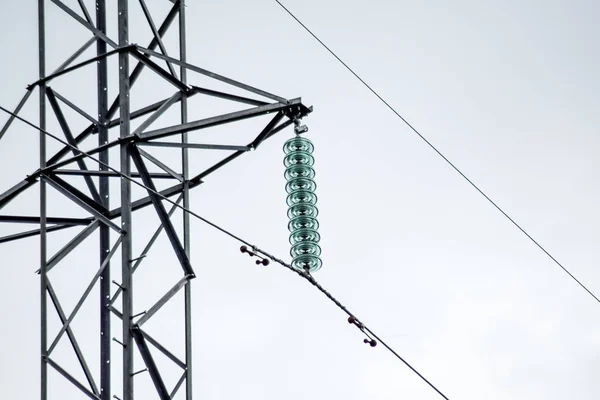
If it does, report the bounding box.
[0,1,311,399]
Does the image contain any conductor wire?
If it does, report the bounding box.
[2,104,451,400]
[254,246,452,400]
[274,0,600,305]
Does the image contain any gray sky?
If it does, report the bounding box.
[1,1,599,399]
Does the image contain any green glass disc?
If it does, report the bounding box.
[284,136,314,154]
[284,151,314,168]
[284,165,315,181]
[285,177,317,194]
[290,241,322,258]
[289,228,321,245]
[287,203,319,219]
[286,190,318,207]
[288,216,319,232]
[291,254,322,272]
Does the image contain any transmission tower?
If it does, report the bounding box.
[0,1,311,399]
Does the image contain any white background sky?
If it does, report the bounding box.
[1,1,599,399]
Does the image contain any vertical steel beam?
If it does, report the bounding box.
[38,1,48,400]
[45,3,180,167]
[179,2,193,398]
[20,3,307,400]
[96,1,111,399]
[105,2,180,128]
[118,1,133,399]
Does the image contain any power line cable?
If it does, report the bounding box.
[0,104,452,400]
[274,0,600,305]
[258,246,451,399]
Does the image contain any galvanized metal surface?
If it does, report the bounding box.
[1,1,311,399]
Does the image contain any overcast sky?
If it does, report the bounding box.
[1,1,600,399]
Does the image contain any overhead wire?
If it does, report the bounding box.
[274,0,600,305]
[258,246,451,399]
[0,104,452,400]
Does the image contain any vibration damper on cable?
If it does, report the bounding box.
[240,245,270,266]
